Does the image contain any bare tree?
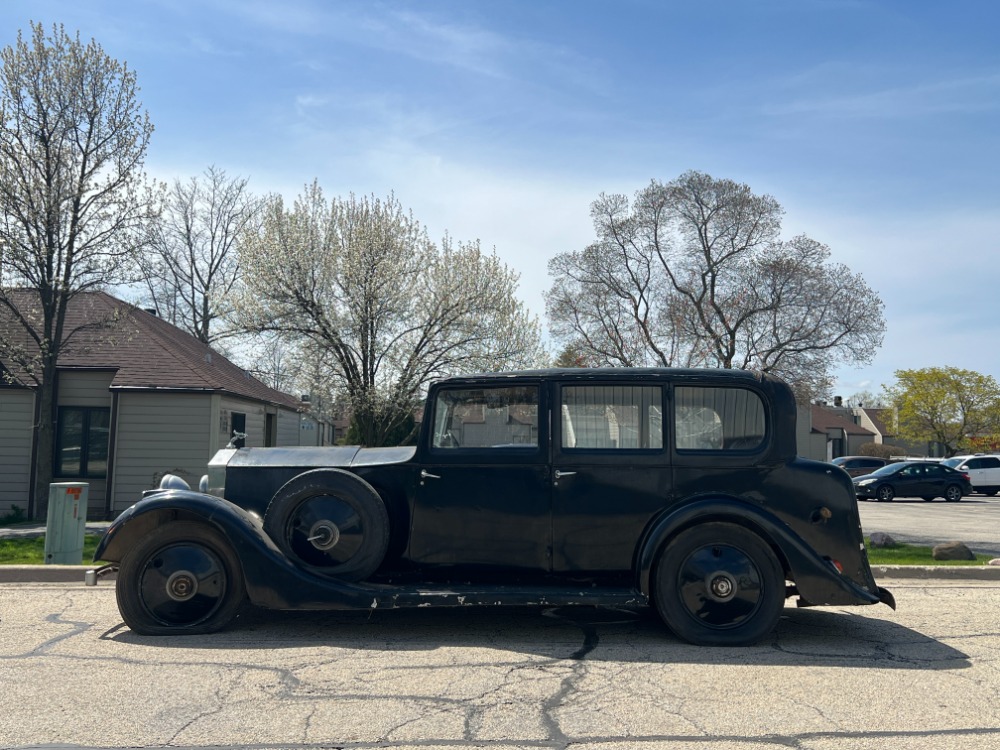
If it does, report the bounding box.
[0,23,155,518]
[236,183,545,445]
[546,171,886,400]
[139,165,262,344]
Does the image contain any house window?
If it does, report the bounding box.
[56,407,110,478]
[231,412,247,448]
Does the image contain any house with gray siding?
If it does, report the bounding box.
[0,291,313,519]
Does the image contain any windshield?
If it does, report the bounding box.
[868,463,902,476]
[940,458,962,468]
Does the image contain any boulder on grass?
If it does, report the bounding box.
[869,532,896,548]
[932,541,975,561]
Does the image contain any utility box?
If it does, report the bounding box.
[45,483,88,565]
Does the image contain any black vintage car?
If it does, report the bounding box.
[95,368,894,646]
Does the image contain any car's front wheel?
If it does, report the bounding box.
[116,521,245,635]
[944,484,963,502]
[653,523,786,646]
[876,485,895,502]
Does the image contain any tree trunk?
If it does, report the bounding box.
[31,365,57,520]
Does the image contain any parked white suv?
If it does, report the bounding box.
[941,454,1000,495]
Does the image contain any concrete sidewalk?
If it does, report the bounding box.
[3,522,1000,584]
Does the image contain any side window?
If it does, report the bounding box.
[985,457,1000,469]
[675,386,765,452]
[965,458,983,470]
[560,385,663,450]
[432,386,539,449]
[925,464,942,477]
[862,459,883,468]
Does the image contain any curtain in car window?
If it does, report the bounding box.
[561,386,663,449]
[675,387,765,451]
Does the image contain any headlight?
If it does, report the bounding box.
[856,479,875,487]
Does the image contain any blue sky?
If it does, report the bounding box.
[2,0,999,398]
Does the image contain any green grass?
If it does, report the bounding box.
[0,532,993,567]
[0,534,103,565]
[865,539,994,566]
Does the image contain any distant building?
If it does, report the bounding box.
[0,290,320,519]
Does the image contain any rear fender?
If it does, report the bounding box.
[636,496,882,607]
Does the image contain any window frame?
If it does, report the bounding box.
[54,405,111,479]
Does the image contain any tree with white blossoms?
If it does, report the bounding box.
[236,183,546,446]
[546,171,886,401]
[138,165,264,346]
[0,24,155,518]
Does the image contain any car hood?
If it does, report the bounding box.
[221,445,417,470]
[851,472,884,483]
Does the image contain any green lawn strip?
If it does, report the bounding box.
[0,532,994,567]
[0,534,102,565]
[865,539,993,566]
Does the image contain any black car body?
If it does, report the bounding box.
[95,368,893,645]
[831,455,891,478]
[853,460,973,502]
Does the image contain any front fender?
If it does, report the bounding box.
[94,490,388,610]
[635,496,883,608]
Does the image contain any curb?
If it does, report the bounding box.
[0,565,116,583]
[870,564,1000,580]
[0,565,997,585]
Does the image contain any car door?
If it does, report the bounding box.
[550,381,669,574]
[922,463,951,496]
[893,464,928,497]
[410,381,551,572]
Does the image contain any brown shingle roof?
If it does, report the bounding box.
[809,404,876,437]
[860,407,894,438]
[1,290,301,409]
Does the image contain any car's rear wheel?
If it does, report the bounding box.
[653,523,785,646]
[983,489,998,497]
[116,521,245,635]
[944,484,963,502]
[264,469,389,582]
[876,485,895,502]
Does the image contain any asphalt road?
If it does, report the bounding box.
[857,494,1000,556]
[1,579,999,750]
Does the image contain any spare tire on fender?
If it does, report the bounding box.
[263,468,389,582]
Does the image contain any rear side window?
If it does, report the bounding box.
[675,386,766,451]
[561,385,663,450]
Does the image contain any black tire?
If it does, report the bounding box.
[653,523,785,646]
[263,469,389,582]
[984,490,998,497]
[876,485,895,502]
[944,484,963,502]
[116,521,245,635]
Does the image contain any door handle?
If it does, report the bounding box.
[420,470,441,480]
[554,470,577,480]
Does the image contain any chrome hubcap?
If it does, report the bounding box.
[307,520,341,551]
